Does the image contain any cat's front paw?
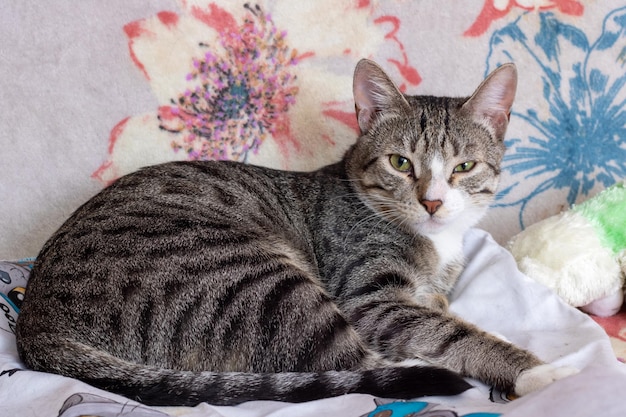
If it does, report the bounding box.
[514,364,579,396]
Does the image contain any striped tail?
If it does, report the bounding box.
[108,365,472,406]
[18,335,471,406]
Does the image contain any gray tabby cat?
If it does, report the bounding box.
[16,59,576,406]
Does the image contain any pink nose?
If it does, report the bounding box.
[420,199,442,215]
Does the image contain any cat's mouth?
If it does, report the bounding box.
[414,215,449,234]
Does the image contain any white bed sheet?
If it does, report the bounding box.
[1,229,625,417]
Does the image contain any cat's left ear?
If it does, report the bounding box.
[353,59,410,134]
[463,63,517,140]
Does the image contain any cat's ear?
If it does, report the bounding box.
[463,63,517,140]
[353,59,410,134]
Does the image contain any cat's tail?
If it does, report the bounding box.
[18,335,472,406]
[131,365,471,406]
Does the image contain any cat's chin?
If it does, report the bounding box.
[413,217,449,235]
[413,212,479,236]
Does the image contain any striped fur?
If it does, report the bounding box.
[17,60,548,406]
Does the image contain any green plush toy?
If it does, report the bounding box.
[508,181,626,317]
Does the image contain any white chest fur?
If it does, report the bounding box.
[425,225,465,272]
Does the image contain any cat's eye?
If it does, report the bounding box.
[453,161,476,173]
[389,154,412,172]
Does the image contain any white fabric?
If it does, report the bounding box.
[1,229,625,416]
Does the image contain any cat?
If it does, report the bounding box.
[16,59,576,406]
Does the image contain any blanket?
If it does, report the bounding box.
[2,230,626,416]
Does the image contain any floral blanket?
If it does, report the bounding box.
[4,1,626,256]
[3,0,626,415]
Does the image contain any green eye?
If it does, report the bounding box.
[390,154,412,172]
[453,161,476,173]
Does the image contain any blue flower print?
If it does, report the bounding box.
[485,7,626,228]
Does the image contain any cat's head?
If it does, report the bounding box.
[345,59,516,236]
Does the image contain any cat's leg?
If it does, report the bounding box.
[412,292,449,312]
[342,293,577,396]
[185,237,384,374]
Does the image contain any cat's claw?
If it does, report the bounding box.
[514,364,579,396]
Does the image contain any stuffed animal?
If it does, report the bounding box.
[508,181,626,317]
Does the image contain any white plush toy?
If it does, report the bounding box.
[508,181,626,317]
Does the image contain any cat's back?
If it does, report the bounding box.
[17,161,337,364]
[31,160,335,280]
[44,160,320,253]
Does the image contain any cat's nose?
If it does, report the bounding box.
[420,199,443,215]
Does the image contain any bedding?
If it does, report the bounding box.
[2,229,626,416]
[3,0,626,415]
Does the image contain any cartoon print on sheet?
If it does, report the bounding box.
[0,261,30,335]
[57,392,170,417]
[361,399,501,417]
[485,7,626,229]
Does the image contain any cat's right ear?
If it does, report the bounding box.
[353,59,410,134]
[463,63,518,140]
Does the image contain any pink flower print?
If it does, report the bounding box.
[92,0,420,183]
[159,5,299,162]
